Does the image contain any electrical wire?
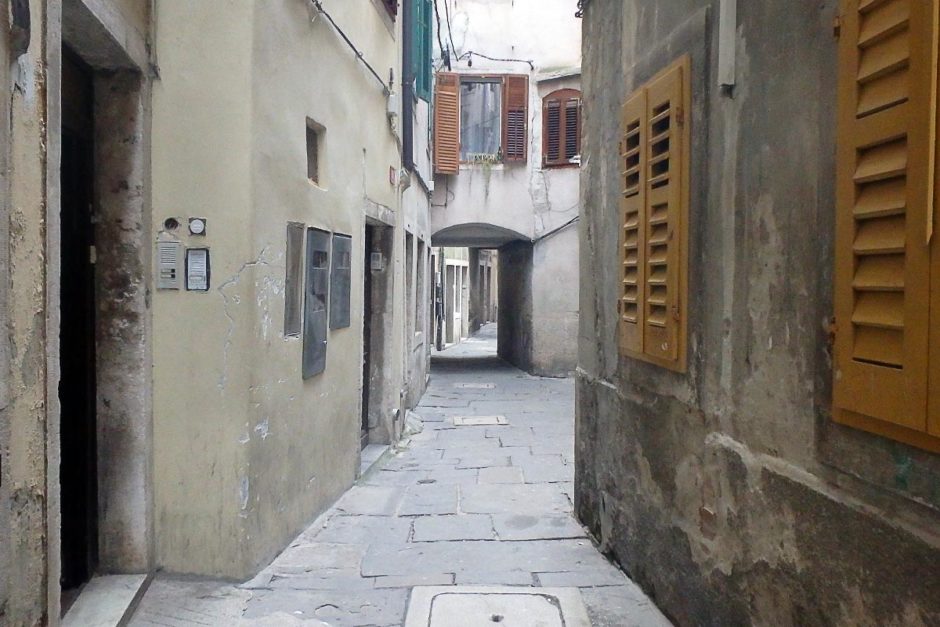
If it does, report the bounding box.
[432,0,451,70]
[533,214,580,243]
[311,0,390,95]
[437,0,534,70]
[442,0,460,68]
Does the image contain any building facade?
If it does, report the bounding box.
[430,0,582,376]
[576,0,940,624]
[0,0,433,622]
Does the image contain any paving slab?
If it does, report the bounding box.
[479,466,525,484]
[244,588,409,626]
[128,323,669,626]
[307,514,412,545]
[334,485,404,515]
[460,483,572,515]
[397,483,459,516]
[412,514,495,541]
[580,585,673,626]
[493,513,587,540]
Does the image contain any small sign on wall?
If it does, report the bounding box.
[186,248,210,291]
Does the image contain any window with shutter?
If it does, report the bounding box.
[413,0,432,101]
[833,0,940,451]
[503,75,528,162]
[617,56,690,372]
[434,72,460,174]
[543,88,582,167]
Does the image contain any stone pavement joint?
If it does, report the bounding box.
[128,324,671,626]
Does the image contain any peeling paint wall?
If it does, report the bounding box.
[431,0,581,375]
[0,0,59,622]
[577,1,940,624]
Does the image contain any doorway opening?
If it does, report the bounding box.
[59,48,98,599]
[361,225,374,449]
[361,222,396,445]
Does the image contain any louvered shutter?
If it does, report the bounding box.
[833,0,932,431]
[618,57,689,372]
[543,89,582,167]
[546,100,562,164]
[503,75,528,162]
[565,96,581,160]
[619,89,647,354]
[434,72,460,174]
[642,61,688,368]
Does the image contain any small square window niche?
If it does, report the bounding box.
[306,118,324,185]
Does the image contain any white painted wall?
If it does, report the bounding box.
[431,0,581,374]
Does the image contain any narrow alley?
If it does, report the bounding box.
[126,325,669,626]
[5,1,940,624]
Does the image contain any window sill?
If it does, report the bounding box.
[460,163,505,171]
[307,179,329,192]
[543,162,581,169]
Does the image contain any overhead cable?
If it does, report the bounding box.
[311,0,390,95]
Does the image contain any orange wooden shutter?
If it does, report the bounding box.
[641,58,689,370]
[503,75,528,162]
[619,89,647,354]
[543,89,581,167]
[833,0,933,432]
[564,95,581,160]
[545,98,563,164]
[434,72,460,174]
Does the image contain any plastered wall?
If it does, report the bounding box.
[431,0,581,375]
[151,0,426,578]
[576,1,940,624]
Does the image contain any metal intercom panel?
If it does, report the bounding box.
[302,228,330,379]
[330,234,352,329]
[185,248,210,291]
[157,241,182,289]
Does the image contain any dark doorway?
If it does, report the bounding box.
[59,48,98,594]
[361,225,375,449]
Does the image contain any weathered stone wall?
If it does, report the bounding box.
[577,1,940,624]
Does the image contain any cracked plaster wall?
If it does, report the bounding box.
[576,1,940,625]
[151,0,421,579]
[431,0,581,376]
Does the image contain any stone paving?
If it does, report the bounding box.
[129,325,670,626]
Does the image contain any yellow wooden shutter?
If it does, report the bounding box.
[434,72,460,175]
[834,0,932,432]
[619,56,690,372]
[619,89,647,354]
[642,60,688,369]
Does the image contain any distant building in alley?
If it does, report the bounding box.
[431,0,582,376]
[576,0,940,624]
[0,0,434,622]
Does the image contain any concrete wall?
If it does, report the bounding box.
[576,2,940,625]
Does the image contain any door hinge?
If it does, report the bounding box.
[89,245,97,265]
[833,15,842,38]
[827,318,837,346]
[676,106,686,127]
